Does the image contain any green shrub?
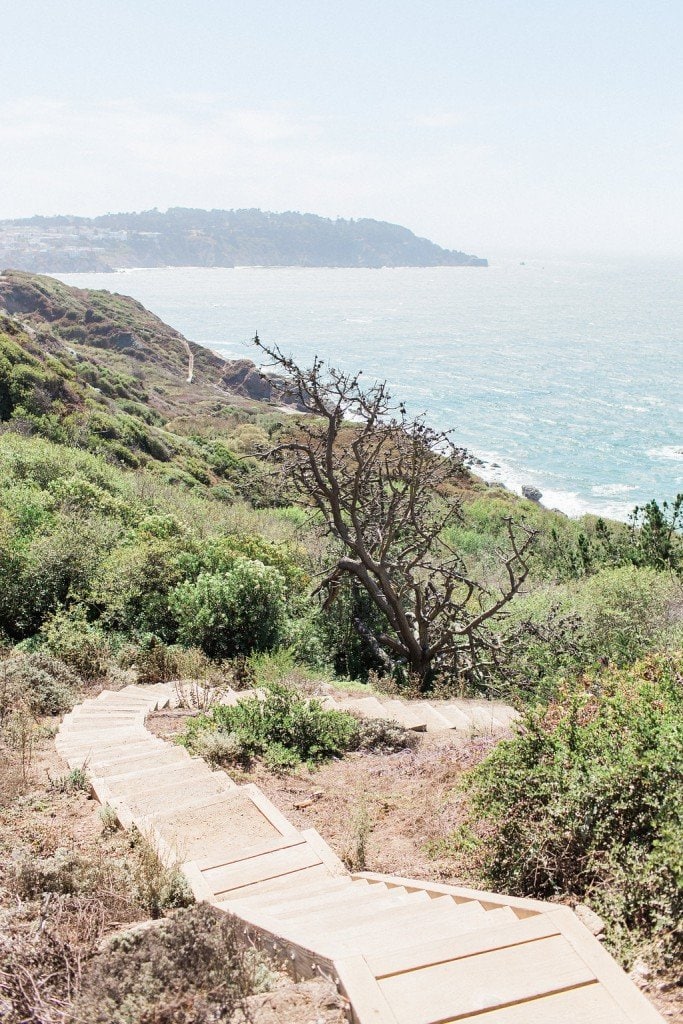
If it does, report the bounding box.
[39,606,111,679]
[170,559,286,658]
[181,683,358,767]
[0,651,77,721]
[455,654,683,968]
[578,565,680,665]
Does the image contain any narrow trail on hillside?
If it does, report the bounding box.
[182,339,194,382]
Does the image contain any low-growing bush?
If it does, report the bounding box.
[74,903,273,1024]
[0,651,77,722]
[181,684,358,767]
[453,653,683,970]
[349,715,418,754]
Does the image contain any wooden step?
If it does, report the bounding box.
[89,748,189,776]
[217,864,342,906]
[153,791,288,866]
[365,911,562,978]
[378,933,596,1024]
[103,760,216,794]
[284,895,470,955]
[202,841,323,898]
[342,696,393,720]
[411,703,455,732]
[276,889,430,933]
[232,877,370,915]
[433,703,472,730]
[381,700,428,731]
[125,774,238,816]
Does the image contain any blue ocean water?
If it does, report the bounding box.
[57,256,683,520]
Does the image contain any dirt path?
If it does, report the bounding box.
[181,338,194,383]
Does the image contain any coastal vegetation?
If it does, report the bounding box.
[0,270,681,1017]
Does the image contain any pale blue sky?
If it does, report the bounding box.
[2,1,681,255]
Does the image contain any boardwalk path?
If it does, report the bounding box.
[56,684,664,1024]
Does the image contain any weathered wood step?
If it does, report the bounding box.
[57,730,151,753]
[202,841,323,898]
[378,933,596,1024]
[411,703,456,732]
[235,877,372,915]
[274,889,430,932]
[365,911,562,979]
[216,863,339,906]
[380,700,428,731]
[125,774,238,816]
[432,703,472,730]
[103,760,216,794]
[453,983,634,1024]
[281,895,466,956]
[339,696,393,720]
[195,833,307,873]
[153,789,290,866]
[60,736,164,759]
[88,748,189,775]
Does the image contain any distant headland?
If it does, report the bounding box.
[0,207,487,273]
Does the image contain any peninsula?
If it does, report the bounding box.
[0,207,488,273]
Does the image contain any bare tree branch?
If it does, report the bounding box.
[255,336,536,691]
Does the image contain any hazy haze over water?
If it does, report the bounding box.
[58,256,683,520]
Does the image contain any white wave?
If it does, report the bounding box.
[591,483,637,496]
[647,446,683,461]
[470,452,635,520]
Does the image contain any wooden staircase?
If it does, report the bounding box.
[178,681,520,736]
[55,684,664,1024]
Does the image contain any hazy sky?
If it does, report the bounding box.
[2,1,681,256]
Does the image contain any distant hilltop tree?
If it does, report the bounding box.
[0,207,487,273]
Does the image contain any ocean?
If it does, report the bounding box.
[56,255,683,521]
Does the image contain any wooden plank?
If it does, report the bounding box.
[550,908,666,1023]
[366,912,562,979]
[289,897,483,961]
[203,842,322,896]
[280,892,418,931]
[218,863,335,904]
[411,703,456,732]
[126,776,237,816]
[105,762,217,795]
[433,704,471,731]
[381,700,428,731]
[354,872,550,916]
[334,955,400,1024]
[300,827,348,876]
[378,934,595,1024]
[242,782,305,837]
[452,982,633,1023]
[195,833,306,872]
[182,860,216,903]
[227,876,357,913]
[240,878,371,917]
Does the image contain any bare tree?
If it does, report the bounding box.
[256,336,536,691]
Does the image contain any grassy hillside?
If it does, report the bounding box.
[0,270,681,1016]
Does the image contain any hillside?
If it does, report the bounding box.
[0,271,680,1022]
[0,208,488,272]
